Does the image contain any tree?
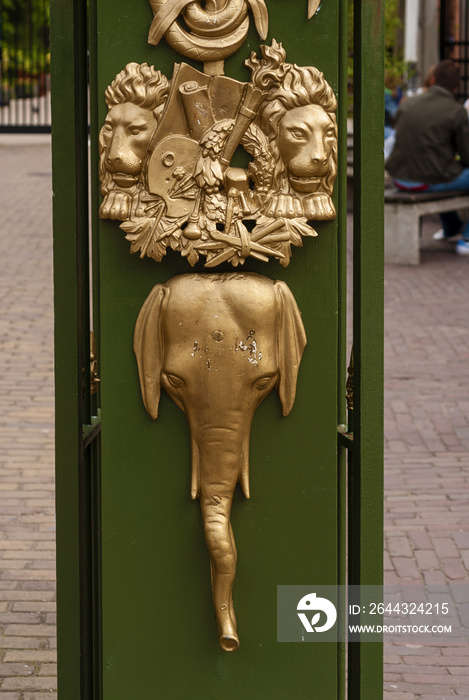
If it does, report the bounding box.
[0,0,50,97]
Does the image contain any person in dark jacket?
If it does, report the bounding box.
[386,59,469,255]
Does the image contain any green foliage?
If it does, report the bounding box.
[383,0,406,87]
[348,0,406,105]
[1,0,50,88]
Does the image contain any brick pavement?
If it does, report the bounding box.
[383,222,469,700]
[0,137,57,699]
[0,141,468,699]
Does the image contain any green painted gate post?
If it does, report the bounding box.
[51,0,384,698]
[349,0,385,697]
[50,0,93,697]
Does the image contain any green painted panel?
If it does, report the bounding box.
[97,1,341,698]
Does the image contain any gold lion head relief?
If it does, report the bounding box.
[99,62,169,220]
[256,63,338,221]
[98,42,338,266]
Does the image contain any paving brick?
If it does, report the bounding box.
[0,612,42,624]
[393,557,422,580]
[0,638,44,650]
[409,530,433,550]
[441,558,466,580]
[386,663,450,674]
[433,538,460,559]
[441,646,469,656]
[452,532,469,549]
[401,673,451,684]
[423,568,449,585]
[402,655,456,666]
[20,581,56,591]
[12,602,56,613]
[419,697,469,700]
[384,672,403,682]
[3,625,57,638]
[4,651,56,663]
[37,664,57,676]
[414,549,439,570]
[388,683,463,695]
[387,536,414,558]
[0,663,35,676]
[0,676,57,691]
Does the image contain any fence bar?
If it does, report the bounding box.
[348,0,384,698]
[337,0,349,697]
[50,0,94,695]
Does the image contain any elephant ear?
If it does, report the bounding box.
[133,284,170,420]
[274,281,307,416]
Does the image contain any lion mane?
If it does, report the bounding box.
[99,62,170,196]
[257,63,338,197]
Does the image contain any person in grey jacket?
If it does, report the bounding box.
[386,59,469,255]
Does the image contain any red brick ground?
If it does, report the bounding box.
[0,139,468,698]
[383,220,469,699]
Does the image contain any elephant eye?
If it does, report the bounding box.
[255,376,273,390]
[166,373,184,388]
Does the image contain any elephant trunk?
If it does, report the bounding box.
[189,423,252,651]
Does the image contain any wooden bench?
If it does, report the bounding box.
[385,188,469,265]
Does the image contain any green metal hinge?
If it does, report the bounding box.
[337,424,353,450]
[83,410,101,449]
[338,346,354,450]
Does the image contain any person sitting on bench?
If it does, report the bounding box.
[386,59,469,256]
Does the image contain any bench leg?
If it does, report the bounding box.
[385,203,420,265]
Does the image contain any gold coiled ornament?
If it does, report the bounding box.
[148,0,269,63]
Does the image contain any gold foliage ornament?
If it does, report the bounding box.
[99,4,336,269]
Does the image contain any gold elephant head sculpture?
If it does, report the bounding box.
[134,271,306,651]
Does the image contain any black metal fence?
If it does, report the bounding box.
[0,0,50,132]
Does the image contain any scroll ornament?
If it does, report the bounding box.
[99,42,337,268]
